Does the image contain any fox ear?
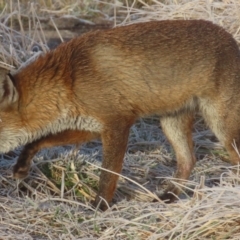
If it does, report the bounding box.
[0,72,19,109]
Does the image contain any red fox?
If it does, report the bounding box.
[1,20,240,210]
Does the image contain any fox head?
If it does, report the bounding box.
[0,72,25,153]
[0,65,101,154]
[0,71,57,153]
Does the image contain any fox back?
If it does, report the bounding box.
[1,20,240,209]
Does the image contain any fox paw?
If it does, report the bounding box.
[13,164,29,179]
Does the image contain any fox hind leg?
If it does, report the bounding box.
[200,98,240,166]
[159,112,195,202]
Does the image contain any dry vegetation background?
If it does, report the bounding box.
[0,0,240,239]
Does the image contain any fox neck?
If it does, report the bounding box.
[0,111,27,153]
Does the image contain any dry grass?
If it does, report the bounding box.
[0,0,240,239]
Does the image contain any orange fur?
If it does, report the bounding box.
[0,20,240,210]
